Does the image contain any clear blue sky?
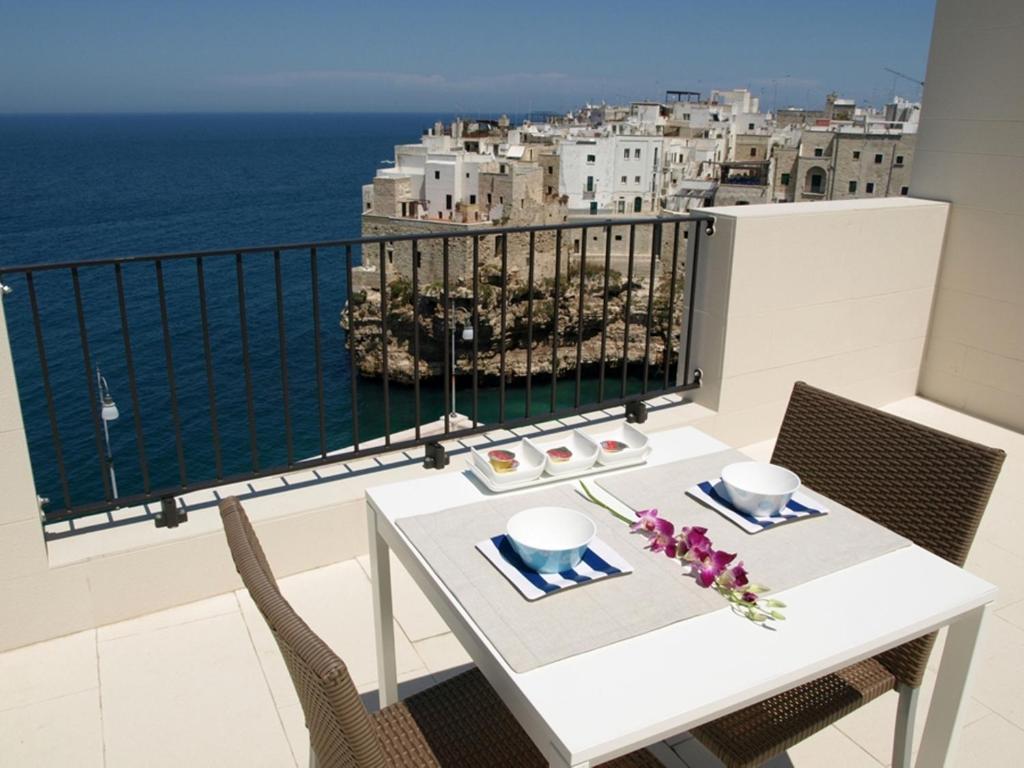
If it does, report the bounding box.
[0,0,936,114]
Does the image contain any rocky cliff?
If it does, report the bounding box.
[341,262,685,384]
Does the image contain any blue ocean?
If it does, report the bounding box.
[0,113,628,518]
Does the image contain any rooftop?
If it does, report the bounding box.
[3,396,1021,767]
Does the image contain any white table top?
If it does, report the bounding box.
[366,425,997,765]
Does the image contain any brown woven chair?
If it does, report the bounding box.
[692,381,1005,768]
[219,497,662,768]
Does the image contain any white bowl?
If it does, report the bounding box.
[720,461,801,517]
[506,507,597,573]
[582,422,650,465]
[470,440,545,486]
[526,430,599,476]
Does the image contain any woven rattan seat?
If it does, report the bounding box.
[219,497,660,768]
[692,382,1005,767]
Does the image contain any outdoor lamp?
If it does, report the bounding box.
[462,326,475,342]
[101,393,119,422]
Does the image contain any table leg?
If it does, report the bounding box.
[368,504,398,708]
[916,605,988,767]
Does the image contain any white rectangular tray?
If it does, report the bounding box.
[466,446,652,493]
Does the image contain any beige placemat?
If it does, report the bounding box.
[397,482,722,673]
[597,449,911,594]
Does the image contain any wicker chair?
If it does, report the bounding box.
[692,382,1005,768]
[219,497,662,768]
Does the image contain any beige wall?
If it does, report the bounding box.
[912,0,1024,431]
[687,197,948,447]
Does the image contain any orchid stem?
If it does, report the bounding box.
[579,482,634,524]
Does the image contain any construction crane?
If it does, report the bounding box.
[884,67,925,101]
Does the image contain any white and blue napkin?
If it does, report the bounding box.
[687,480,828,534]
[476,535,633,601]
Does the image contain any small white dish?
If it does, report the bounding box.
[720,461,801,517]
[525,430,599,476]
[582,422,651,465]
[470,440,545,486]
[505,506,597,573]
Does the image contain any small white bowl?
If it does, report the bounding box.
[506,506,597,573]
[526,430,599,476]
[720,461,801,517]
[470,440,545,486]
[582,422,650,465]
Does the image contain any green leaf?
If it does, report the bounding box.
[765,599,787,608]
[770,610,786,620]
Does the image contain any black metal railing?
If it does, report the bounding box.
[0,213,714,529]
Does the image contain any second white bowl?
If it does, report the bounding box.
[720,461,800,517]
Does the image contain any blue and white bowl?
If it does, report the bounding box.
[720,461,801,517]
[506,507,597,573]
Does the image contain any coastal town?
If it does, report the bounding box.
[344,88,921,382]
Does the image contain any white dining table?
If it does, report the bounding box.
[366,425,996,768]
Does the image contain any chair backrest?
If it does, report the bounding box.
[219,498,386,768]
[771,382,1005,686]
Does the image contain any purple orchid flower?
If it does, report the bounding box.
[693,549,737,588]
[742,591,759,604]
[720,562,749,589]
[631,508,665,533]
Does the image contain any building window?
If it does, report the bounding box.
[749,147,757,157]
[748,122,755,130]
[623,148,630,159]
[634,175,641,183]
[546,186,552,195]
[634,148,641,159]
[499,196,504,204]
[445,194,452,209]
[900,186,909,195]
[465,172,470,178]
[469,194,476,204]
[586,154,596,164]
[434,171,440,180]
[874,154,883,164]
[365,201,371,210]
[621,175,627,183]
[590,201,598,214]
[617,200,625,213]
[633,196,642,212]
[682,113,690,120]
[547,166,554,174]
[487,193,492,205]
[814,147,823,157]
[848,180,858,193]
[780,173,791,186]
[853,151,861,160]
[614,234,623,241]
[499,164,507,173]
[865,182,875,193]
[585,175,594,192]
[895,155,905,166]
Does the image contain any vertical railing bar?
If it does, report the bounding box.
[411,238,421,440]
[663,221,682,390]
[113,264,150,492]
[597,224,612,402]
[344,245,360,451]
[378,242,391,445]
[311,246,326,458]
[574,227,587,408]
[683,222,703,386]
[471,235,480,428]
[442,237,451,434]
[71,268,113,501]
[26,273,71,510]
[155,261,187,486]
[273,251,293,466]
[498,233,508,423]
[550,228,562,413]
[642,222,660,393]
[196,257,223,479]
[620,224,636,398]
[235,253,260,471]
[525,231,535,418]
